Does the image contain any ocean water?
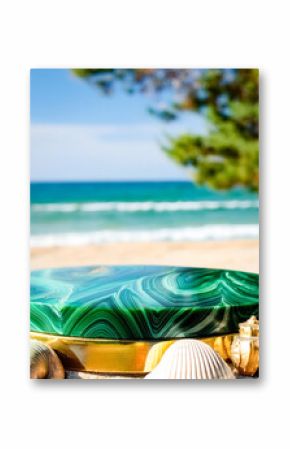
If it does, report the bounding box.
[30,181,259,247]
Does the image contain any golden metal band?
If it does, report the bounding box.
[30,331,236,375]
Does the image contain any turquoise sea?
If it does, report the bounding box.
[30,181,259,246]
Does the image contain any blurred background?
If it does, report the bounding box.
[30,69,259,272]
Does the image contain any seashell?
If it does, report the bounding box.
[30,340,65,379]
[239,315,259,337]
[204,335,233,361]
[230,336,259,376]
[145,339,235,380]
[144,340,174,372]
[230,316,259,376]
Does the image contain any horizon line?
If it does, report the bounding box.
[30,179,193,184]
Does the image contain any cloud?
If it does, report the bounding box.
[30,123,194,181]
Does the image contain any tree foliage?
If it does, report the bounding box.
[73,68,259,191]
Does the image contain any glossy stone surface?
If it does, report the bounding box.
[30,265,259,340]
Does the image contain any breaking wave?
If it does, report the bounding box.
[31,224,259,247]
[31,200,259,213]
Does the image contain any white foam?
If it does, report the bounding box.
[30,224,259,247]
[31,200,259,213]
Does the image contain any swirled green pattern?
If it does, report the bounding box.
[30,265,259,340]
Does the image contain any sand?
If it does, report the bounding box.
[31,239,259,273]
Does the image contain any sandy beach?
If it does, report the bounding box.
[31,239,259,273]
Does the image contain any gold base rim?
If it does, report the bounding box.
[30,331,236,375]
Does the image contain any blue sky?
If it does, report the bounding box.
[30,69,208,181]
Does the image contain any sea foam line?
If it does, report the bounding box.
[31,200,259,213]
[30,224,259,247]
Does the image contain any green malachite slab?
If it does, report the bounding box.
[30,265,259,340]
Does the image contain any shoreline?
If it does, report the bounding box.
[31,239,259,273]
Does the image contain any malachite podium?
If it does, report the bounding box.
[30,265,259,375]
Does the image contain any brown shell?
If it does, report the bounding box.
[30,340,65,379]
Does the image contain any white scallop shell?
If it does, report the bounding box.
[145,339,235,380]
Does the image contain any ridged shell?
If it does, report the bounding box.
[145,339,235,380]
[230,316,259,376]
[230,335,259,376]
[144,340,174,372]
[239,316,259,337]
[30,340,65,379]
[212,335,233,361]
